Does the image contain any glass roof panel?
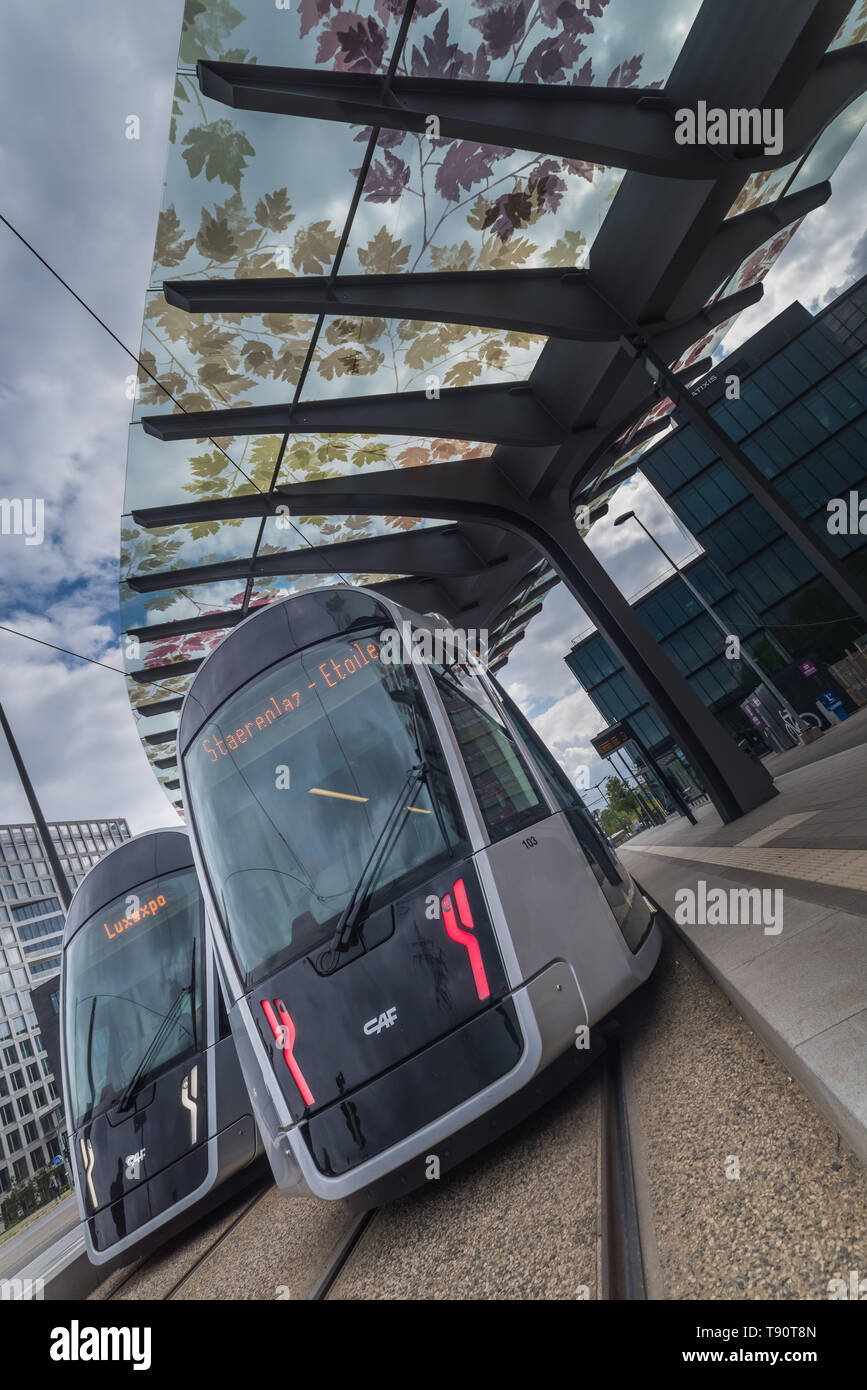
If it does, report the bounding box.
[121,516,262,586]
[124,424,279,512]
[134,294,317,421]
[121,577,253,637]
[829,0,867,51]
[258,512,438,553]
[400,0,702,87]
[127,624,233,677]
[341,128,624,277]
[178,0,404,71]
[275,431,490,487]
[787,92,867,196]
[152,80,359,286]
[245,573,404,604]
[302,312,546,399]
[724,162,798,220]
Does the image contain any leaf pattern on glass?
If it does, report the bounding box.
[831,0,867,50]
[128,0,717,796]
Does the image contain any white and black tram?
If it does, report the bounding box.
[60,828,261,1264]
[178,586,660,1204]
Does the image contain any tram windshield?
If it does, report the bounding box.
[184,628,467,985]
[63,870,202,1127]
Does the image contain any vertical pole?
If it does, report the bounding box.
[0,701,72,910]
[539,513,777,821]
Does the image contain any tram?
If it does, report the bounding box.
[178,586,660,1204]
[60,828,261,1264]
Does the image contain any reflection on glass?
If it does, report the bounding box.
[431,663,545,840]
[185,629,467,982]
[63,871,202,1126]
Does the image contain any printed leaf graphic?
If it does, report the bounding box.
[444,358,483,387]
[429,240,475,272]
[607,54,643,88]
[410,10,472,78]
[195,213,239,263]
[436,143,506,203]
[357,226,411,274]
[300,0,341,38]
[542,228,587,268]
[180,0,244,63]
[293,220,341,274]
[363,149,411,203]
[317,14,387,72]
[469,1,530,61]
[324,316,386,346]
[155,205,193,267]
[318,346,384,379]
[182,121,256,190]
[255,188,294,232]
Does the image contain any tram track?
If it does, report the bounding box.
[103,1178,273,1302]
[311,1209,378,1300]
[598,1024,647,1300]
[162,1182,273,1301]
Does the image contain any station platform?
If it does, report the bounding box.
[621,711,867,1166]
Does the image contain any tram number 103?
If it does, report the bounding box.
[522,836,539,849]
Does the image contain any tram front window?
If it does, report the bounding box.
[184,631,467,986]
[63,871,202,1127]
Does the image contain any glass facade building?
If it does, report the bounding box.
[566,276,867,762]
[0,817,130,1198]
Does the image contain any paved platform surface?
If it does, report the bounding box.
[622,714,867,1167]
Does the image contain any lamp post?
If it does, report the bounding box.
[612,510,797,721]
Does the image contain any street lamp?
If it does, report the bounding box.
[612,509,796,719]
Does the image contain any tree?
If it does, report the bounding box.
[604,776,642,819]
[597,776,643,836]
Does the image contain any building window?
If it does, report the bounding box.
[9,1070,24,1092]
[23,1121,38,1145]
[16,1095,32,1118]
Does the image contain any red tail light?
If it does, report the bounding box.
[261,998,315,1107]
[441,879,490,1001]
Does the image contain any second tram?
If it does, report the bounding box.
[60,828,261,1264]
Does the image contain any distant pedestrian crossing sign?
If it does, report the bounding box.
[53,1155,62,1166]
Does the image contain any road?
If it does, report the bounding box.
[0,1194,79,1282]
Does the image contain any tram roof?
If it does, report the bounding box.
[63,828,193,945]
[121,0,867,806]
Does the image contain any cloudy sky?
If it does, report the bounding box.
[1,0,866,833]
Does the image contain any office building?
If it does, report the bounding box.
[567,278,867,766]
[0,818,130,1197]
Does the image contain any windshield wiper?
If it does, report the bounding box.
[116,983,192,1113]
[391,688,452,850]
[318,758,429,973]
